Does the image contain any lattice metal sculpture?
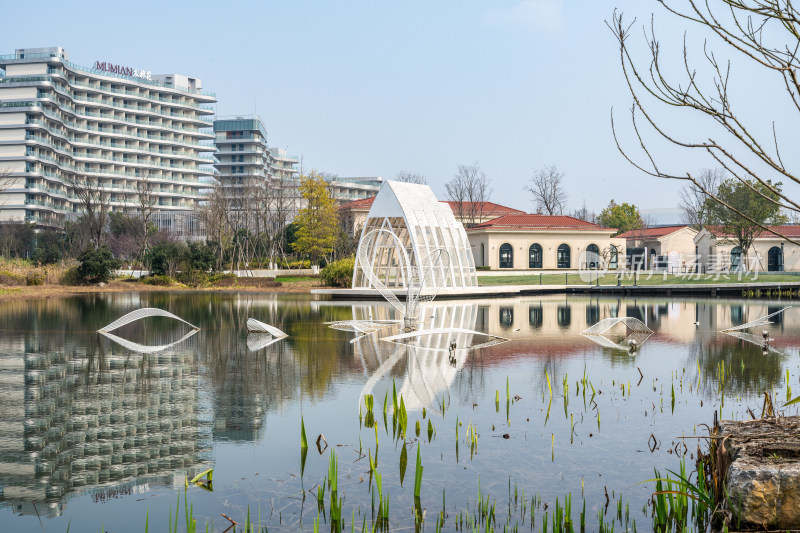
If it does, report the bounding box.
[381,328,508,350]
[324,320,400,343]
[719,307,791,334]
[99,308,199,333]
[99,329,199,354]
[719,306,791,355]
[246,318,288,351]
[581,317,653,353]
[98,308,200,354]
[356,228,450,327]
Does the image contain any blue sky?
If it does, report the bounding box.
[3,0,790,218]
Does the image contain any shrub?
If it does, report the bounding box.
[141,275,176,286]
[476,265,491,271]
[0,271,24,286]
[25,271,45,286]
[77,246,122,284]
[288,260,311,269]
[145,241,186,277]
[60,266,81,286]
[321,258,355,288]
[187,241,215,272]
[176,269,209,287]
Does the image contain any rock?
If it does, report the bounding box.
[719,417,800,529]
[97,282,106,288]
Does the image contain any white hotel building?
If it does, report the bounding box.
[0,47,216,228]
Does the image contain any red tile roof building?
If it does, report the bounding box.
[466,214,626,270]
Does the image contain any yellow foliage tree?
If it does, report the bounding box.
[292,172,339,265]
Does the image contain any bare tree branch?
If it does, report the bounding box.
[445,162,492,227]
[526,165,567,215]
[395,171,427,185]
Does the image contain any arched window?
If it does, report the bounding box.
[499,243,513,269]
[586,244,600,269]
[609,245,618,269]
[768,246,783,272]
[529,243,542,268]
[730,247,742,271]
[557,244,570,269]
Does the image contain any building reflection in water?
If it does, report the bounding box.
[1,293,799,518]
[344,296,800,412]
[0,331,211,517]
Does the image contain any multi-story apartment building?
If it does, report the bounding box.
[213,115,299,212]
[0,47,216,228]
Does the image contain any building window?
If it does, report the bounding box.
[499,243,513,269]
[609,245,618,269]
[768,246,783,272]
[586,304,600,326]
[557,305,571,328]
[586,244,600,269]
[529,243,542,268]
[499,307,514,328]
[529,305,542,328]
[730,247,742,271]
[557,244,570,269]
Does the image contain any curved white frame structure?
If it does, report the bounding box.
[353,181,477,291]
[246,318,288,338]
[581,317,653,352]
[99,308,199,333]
[99,329,199,354]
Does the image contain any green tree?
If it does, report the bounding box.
[706,178,786,265]
[598,200,643,236]
[292,172,339,265]
[77,246,121,283]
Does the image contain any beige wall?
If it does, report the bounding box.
[0,87,38,100]
[5,64,47,76]
[695,230,800,272]
[467,229,626,270]
[0,145,25,157]
[341,209,369,237]
[0,113,27,127]
[628,227,699,271]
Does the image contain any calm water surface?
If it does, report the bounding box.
[0,292,798,532]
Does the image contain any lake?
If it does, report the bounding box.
[0,292,796,532]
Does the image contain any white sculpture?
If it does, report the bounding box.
[581,317,653,353]
[98,307,199,332]
[246,318,288,351]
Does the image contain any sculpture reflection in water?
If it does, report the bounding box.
[719,306,792,355]
[98,307,200,354]
[355,302,507,412]
[246,318,289,351]
[580,317,653,353]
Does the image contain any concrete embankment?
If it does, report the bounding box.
[313,281,800,300]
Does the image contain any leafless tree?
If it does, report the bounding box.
[445,162,492,227]
[133,172,158,271]
[68,175,110,248]
[526,165,567,215]
[197,180,232,270]
[570,200,597,223]
[395,171,427,185]
[609,2,800,245]
[0,168,14,211]
[680,168,724,229]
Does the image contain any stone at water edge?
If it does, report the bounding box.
[719,417,800,529]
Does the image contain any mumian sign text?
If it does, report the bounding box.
[93,61,152,81]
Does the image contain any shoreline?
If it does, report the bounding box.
[0,279,323,302]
